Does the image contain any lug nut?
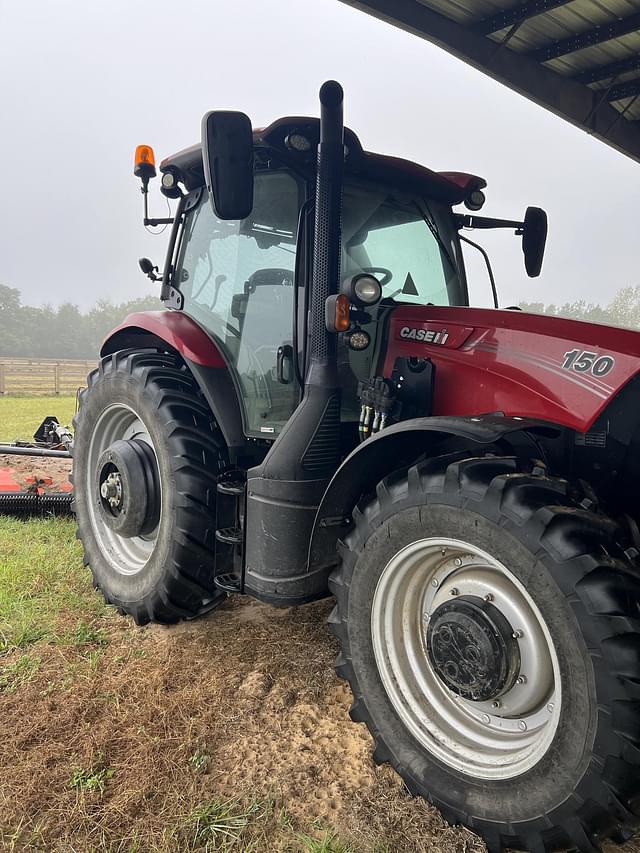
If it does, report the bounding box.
[492,700,501,709]
[481,714,491,725]
[431,579,439,588]
[512,630,524,639]
[450,588,459,596]
[518,720,527,732]
[484,593,494,602]
[516,675,527,685]
[547,702,555,713]
[454,557,463,567]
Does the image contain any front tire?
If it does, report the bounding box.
[329,454,640,852]
[73,349,228,625]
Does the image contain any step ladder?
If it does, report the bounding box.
[214,470,246,593]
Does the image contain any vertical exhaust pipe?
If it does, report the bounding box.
[254,81,344,480]
[244,82,346,603]
[308,80,344,381]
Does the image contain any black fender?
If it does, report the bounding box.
[307,414,560,576]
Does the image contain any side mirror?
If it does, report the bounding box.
[522,207,547,278]
[201,111,254,220]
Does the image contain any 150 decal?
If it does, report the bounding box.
[562,349,615,377]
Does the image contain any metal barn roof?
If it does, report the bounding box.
[341,0,640,163]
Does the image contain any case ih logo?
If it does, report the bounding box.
[399,326,449,345]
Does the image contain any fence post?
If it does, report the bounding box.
[54,363,60,395]
[0,362,4,396]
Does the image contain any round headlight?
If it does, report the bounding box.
[353,274,382,306]
[161,172,175,189]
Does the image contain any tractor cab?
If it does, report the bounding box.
[168,154,469,437]
[134,114,546,446]
[149,119,492,441]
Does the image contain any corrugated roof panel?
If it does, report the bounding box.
[343,0,640,162]
[544,32,640,75]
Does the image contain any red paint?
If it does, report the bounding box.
[383,306,640,433]
[102,311,226,368]
[438,172,487,193]
[0,468,21,492]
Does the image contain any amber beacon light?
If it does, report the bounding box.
[134,145,157,182]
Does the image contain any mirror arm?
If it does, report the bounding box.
[454,213,523,231]
[144,217,175,226]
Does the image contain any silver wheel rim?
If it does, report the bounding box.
[86,403,161,575]
[371,537,561,780]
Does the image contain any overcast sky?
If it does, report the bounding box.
[0,0,638,311]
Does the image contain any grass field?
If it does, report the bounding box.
[0,395,77,442]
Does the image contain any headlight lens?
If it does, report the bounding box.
[353,274,382,305]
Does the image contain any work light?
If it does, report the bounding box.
[342,273,382,308]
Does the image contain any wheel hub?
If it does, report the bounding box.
[427,595,521,702]
[100,471,123,509]
[96,438,160,538]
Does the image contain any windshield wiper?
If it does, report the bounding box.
[414,201,457,275]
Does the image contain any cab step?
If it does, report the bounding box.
[214,470,246,594]
[215,526,242,545]
[213,573,243,593]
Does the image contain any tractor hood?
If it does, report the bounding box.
[383,304,640,433]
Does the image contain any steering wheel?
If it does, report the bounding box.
[246,268,294,292]
[361,266,393,287]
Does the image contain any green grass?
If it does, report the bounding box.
[69,755,115,796]
[0,517,111,653]
[0,395,77,442]
[185,799,267,848]
[0,652,41,693]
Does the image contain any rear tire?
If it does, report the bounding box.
[73,349,228,625]
[329,453,640,852]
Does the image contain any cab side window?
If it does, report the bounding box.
[177,170,302,437]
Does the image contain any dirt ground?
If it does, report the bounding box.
[0,453,72,493]
[1,593,639,853]
[0,595,488,852]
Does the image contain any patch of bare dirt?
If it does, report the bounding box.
[0,597,487,852]
[0,453,72,493]
[1,597,638,852]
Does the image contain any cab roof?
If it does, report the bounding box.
[160,116,485,206]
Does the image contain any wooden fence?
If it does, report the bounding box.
[0,358,95,395]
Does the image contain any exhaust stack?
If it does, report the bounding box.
[308,80,344,375]
[243,82,346,604]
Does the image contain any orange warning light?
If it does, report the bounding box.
[334,294,351,332]
[134,145,157,180]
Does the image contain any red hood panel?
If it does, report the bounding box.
[383,306,640,432]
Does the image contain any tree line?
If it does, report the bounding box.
[0,285,158,359]
[2,282,640,361]
[518,285,640,328]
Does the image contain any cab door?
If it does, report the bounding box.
[175,169,303,438]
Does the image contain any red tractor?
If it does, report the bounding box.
[73,82,640,852]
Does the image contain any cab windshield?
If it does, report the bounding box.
[342,180,465,306]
